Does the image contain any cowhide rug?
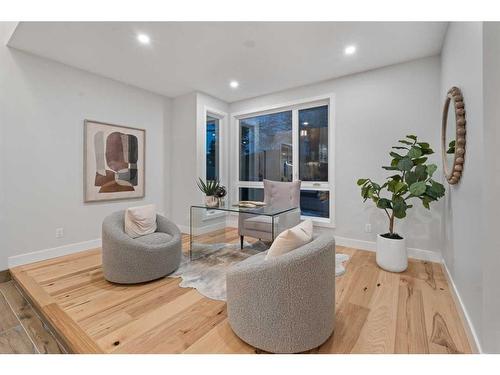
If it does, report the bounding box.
[169,241,350,301]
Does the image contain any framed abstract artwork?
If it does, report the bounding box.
[84,120,145,202]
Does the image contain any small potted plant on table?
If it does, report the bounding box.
[357,135,445,272]
[197,178,221,208]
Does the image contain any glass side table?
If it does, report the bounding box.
[189,201,300,260]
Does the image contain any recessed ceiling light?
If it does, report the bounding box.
[137,33,151,45]
[303,122,309,126]
[344,45,356,55]
[230,80,239,88]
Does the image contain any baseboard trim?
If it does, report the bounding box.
[334,235,442,263]
[441,261,482,353]
[8,239,102,269]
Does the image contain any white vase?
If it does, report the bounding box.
[376,234,408,272]
[205,195,219,208]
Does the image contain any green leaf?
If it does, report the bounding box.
[421,147,435,155]
[393,198,407,219]
[387,179,397,192]
[408,147,422,159]
[398,139,413,145]
[413,157,428,165]
[386,174,402,181]
[382,166,399,171]
[425,186,438,200]
[389,151,404,159]
[397,157,413,171]
[447,140,456,154]
[421,196,431,209]
[406,134,417,141]
[426,164,437,177]
[371,182,381,191]
[405,171,417,186]
[415,165,428,181]
[409,181,427,196]
[430,181,445,198]
[394,181,407,193]
[377,198,392,209]
[357,178,368,186]
[392,146,409,150]
[417,142,430,149]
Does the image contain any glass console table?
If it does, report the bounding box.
[189,201,300,260]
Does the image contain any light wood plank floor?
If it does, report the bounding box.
[7,229,472,354]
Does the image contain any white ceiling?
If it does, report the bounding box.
[8,22,448,102]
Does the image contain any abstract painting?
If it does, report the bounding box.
[84,120,145,202]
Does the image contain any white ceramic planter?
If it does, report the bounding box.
[376,234,408,272]
[205,195,219,208]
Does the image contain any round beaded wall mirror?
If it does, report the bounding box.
[441,86,466,185]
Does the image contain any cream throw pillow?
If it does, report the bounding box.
[265,219,313,260]
[124,204,157,239]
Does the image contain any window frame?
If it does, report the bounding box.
[200,106,228,222]
[230,94,336,227]
[205,114,221,181]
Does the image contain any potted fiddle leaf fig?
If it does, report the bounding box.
[357,135,445,272]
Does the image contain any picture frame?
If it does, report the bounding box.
[84,119,146,202]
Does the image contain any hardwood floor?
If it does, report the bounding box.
[6,229,472,354]
[0,279,64,353]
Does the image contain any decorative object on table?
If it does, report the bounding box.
[357,135,445,272]
[214,185,227,205]
[442,86,466,185]
[196,178,220,207]
[232,201,266,208]
[102,210,181,284]
[226,232,336,353]
[84,120,145,202]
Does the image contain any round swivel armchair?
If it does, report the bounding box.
[226,233,336,353]
[102,210,182,284]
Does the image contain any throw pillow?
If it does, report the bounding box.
[265,219,313,260]
[124,204,157,238]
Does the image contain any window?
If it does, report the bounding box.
[299,105,328,181]
[206,115,219,181]
[300,190,330,218]
[239,111,293,182]
[239,187,264,201]
[236,98,333,223]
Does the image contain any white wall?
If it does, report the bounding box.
[169,91,229,229]
[482,22,500,354]
[0,23,171,269]
[230,56,443,255]
[440,22,485,351]
[169,92,197,228]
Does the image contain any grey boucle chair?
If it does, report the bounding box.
[102,210,182,284]
[226,232,336,353]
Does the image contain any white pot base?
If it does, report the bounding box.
[376,234,408,272]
